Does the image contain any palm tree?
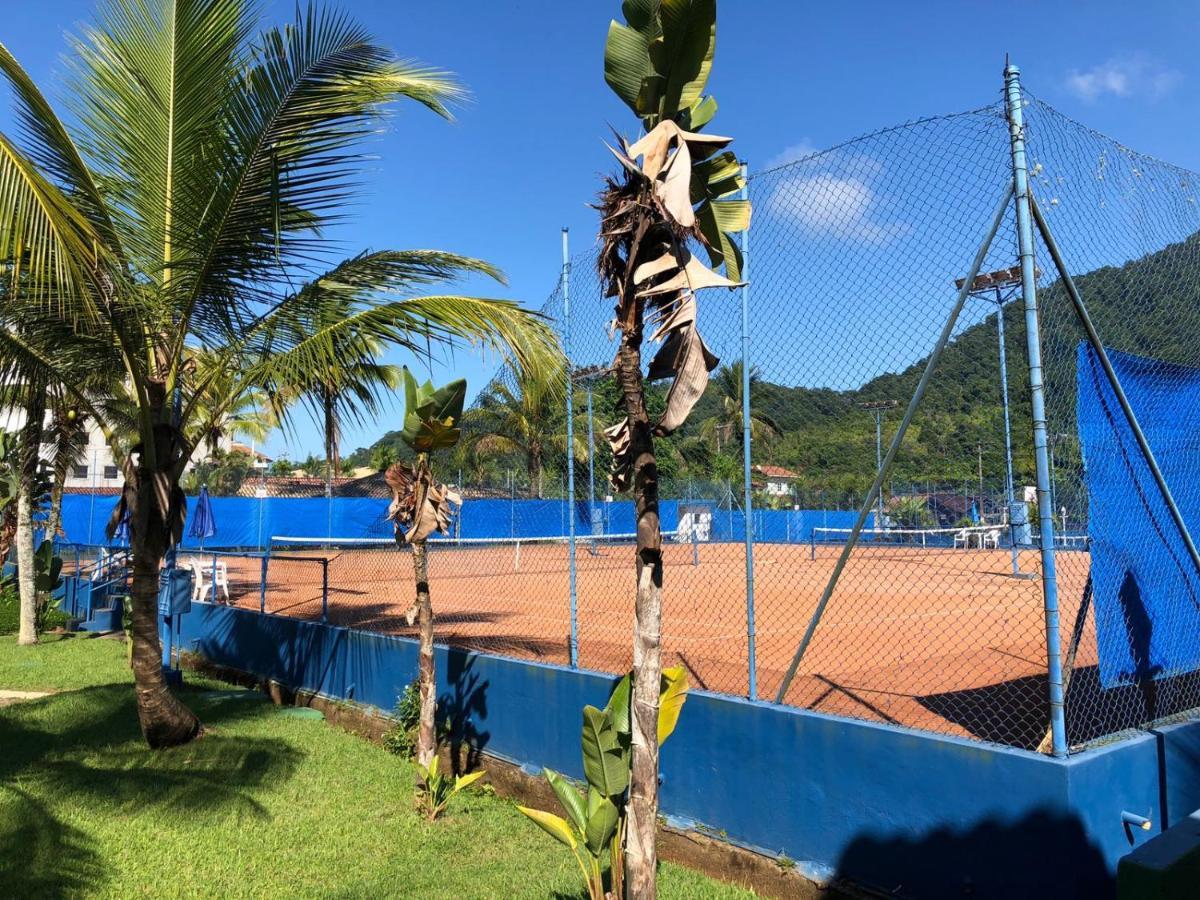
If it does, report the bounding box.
[698,362,780,452]
[0,300,121,643]
[0,1,557,747]
[187,351,275,462]
[42,396,91,544]
[268,250,508,505]
[462,372,584,498]
[598,2,748,893]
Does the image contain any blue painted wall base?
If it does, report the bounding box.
[174,602,1200,899]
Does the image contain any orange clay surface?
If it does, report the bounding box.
[195,541,1094,744]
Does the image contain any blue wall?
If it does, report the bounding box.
[60,493,867,549]
[174,602,1200,899]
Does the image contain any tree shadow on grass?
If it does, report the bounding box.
[0,682,303,894]
[0,785,104,896]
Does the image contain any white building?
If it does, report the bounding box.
[0,405,234,492]
[752,464,800,497]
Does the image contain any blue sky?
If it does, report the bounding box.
[3,0,1198,461]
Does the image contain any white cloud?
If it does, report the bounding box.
[1064,56,1180,102]
[765,140,818,171]
[766,172,909,245]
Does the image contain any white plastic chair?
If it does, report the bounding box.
[953,529,969,549]
[186,559,205,602]
[198,561,230,604]
[984,529,1001,549]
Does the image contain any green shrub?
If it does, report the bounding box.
[0,580,18,635]
[382,681,421,757]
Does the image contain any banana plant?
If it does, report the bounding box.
[598,1,747,894]
[386,369,466,782]
[520,666,688,900]
[414,755,486,822]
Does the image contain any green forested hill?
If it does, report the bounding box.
[350,231,1200,507]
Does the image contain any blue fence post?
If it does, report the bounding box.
[586,386,597,536]
[321,558,329,625]
[260,555,268,614]
[1006,63,1067,758]
[563,227,579,668]
[739,162,758,700]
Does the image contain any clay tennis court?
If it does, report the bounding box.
[197,538,1095,746]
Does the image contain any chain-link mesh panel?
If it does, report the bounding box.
[59,89,1200,755]
[1023,98,1200,749]
[743,105,1066,748]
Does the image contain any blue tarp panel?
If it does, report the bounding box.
[58,492,864,550]
[1077,343,1200,688]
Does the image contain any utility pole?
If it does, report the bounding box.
[858,400,898,528]
[956,265,1029,572]
[977,443,984,519]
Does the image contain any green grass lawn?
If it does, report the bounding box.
[0,634,754,899]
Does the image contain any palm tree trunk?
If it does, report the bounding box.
[15,484,36,645]
[125,379,201,748]
[16,393,44,646]
[411,540,437,771]
[324,391,335,501]
[614,338,663,900]
[128,543,200,747]
[527,446,542,500]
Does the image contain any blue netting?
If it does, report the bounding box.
[1077,343,1200,688]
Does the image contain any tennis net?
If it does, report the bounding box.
[809,524,1005,556]
[269,531,684,573]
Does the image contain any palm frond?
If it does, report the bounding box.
[0,41,119,252]
[0,132,102,315]
[66,0,253,284]
[170,5,469,347]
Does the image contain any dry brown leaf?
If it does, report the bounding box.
[632,250,682,285]
[646,295,719,435]
[657,141,696,227]
[638,253,742,297]
[604,417,634,493]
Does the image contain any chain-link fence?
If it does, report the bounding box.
[54,74,1200,755]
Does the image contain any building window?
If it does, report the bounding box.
[104,465,119,480]
[72,464,88,479]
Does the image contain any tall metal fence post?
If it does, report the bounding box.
[562,227,579,668]
[586,386,596,535]
[739,163,758,700]
[259,555,268,614]
[1006,63,1068,757]
[321,558,329,625]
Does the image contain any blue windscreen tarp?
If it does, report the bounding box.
[1077,342,1200,688]
[58,493,862,550]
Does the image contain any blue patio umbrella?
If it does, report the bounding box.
[189,486,217,549]
[969,501,980,525]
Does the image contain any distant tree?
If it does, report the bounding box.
[184,449,254,496]
[462,373,584,498]
[269,459,294,477]
[889,494,934,529]
[370,444,400,473]
[699,362,780,453]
